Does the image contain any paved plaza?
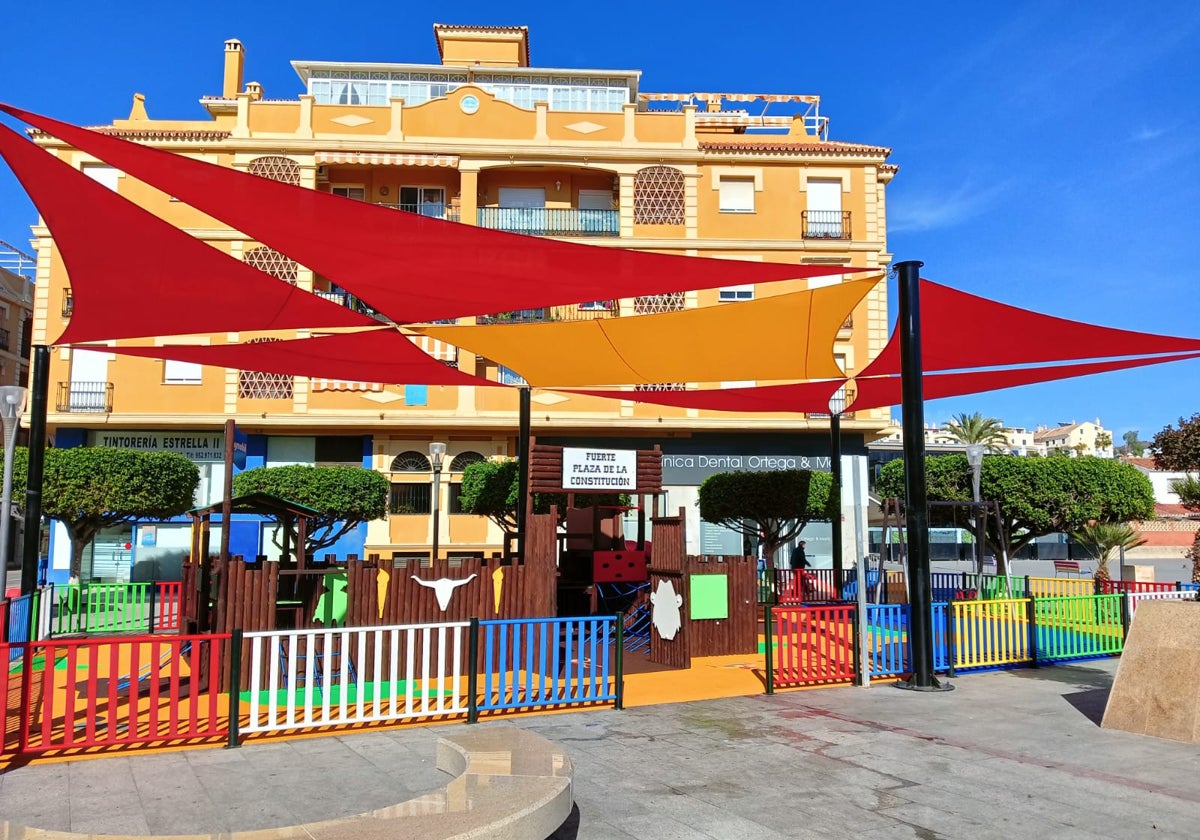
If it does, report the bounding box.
[2,658,1198,839]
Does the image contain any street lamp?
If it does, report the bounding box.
[0,386,29,573]
[429,441,446,562]
[964,444,986,575]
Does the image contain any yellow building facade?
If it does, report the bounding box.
[27,25,896,580]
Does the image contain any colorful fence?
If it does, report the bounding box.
[49,582,182,636]
[1098,580,1180,595]
[766,604,856,689]
[1034,595,1124,661]
[240,621,470,734]
[864,604,907,677]
[1127,589,1197,618]
[951,598,1032,670]
[1,633,228,756]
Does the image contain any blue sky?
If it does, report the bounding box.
[1,1,1197,441]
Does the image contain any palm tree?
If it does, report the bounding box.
[943,411,1008,451]
[1072,521,1147,585]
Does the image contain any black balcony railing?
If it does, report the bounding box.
[478,207,620,237]
[376,203,461,223]
[56,381,113,413]
[477,308,551,325]
[802,210,852,240]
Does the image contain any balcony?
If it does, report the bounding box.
[477,301,619,325]
[377,203,461,223]
[0,329,8,352]
[62,290,73,317]
[56,381,114,413]
[802,210,851,240]
[477,207,619,238]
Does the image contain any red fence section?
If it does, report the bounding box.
[770,604,856,688]
[2,634,228,758]
[1097,580,1178,595]
[154,582,183,631]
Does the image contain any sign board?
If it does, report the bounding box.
[562,447,637,491]
[660,453,832,485]
[88,431,226,462]
[232,427,249,470]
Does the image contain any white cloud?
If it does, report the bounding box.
[889,178,1012,234]
[1131,126,1167,142]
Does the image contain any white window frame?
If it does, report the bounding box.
[331,184,367,201]
[718,284,754,302]
[718,177,756,213]
[164,360,203,384]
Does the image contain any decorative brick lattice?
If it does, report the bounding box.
[633,292,686,314]
[247,156,301,185]
[237,338,294,399]
[390,451,431,472]
[633,166,685,225]
[244,247,299,284]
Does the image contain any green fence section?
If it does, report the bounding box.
[52,582,154,635]
[1034,594,1124,661]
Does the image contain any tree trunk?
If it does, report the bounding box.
[1188,530,1200,584]
[69,536,87,582]
[1093,556,1111,586]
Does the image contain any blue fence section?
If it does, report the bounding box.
[5,592,38,661]
[932,602,951,671]
[478,616,618,712]
[865,604,908,677]
[842,569,882,601]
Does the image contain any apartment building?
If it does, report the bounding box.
[0,242,34,390]
[26,24,896,582]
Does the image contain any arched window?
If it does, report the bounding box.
[633,166,685,225]
[390,451,431,472]
[248,156,301,185]
[449,451,485,472]
[237,338,293,399]
[244,246,299,285]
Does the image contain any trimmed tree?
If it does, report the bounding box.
[1152,413,1200,582]
[9,446,200,581]
[876,454,1154,571]
[232,464,388,556]
[698,470,833,566]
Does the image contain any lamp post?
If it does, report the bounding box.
[964,444,985,576]
[429,441,446,562]
[828,386,846,595]
[0,386,29,573]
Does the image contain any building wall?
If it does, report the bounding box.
[26,28,895,578]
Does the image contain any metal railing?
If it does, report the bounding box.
[478,207,620,237]
[62,290,73,317]
[376,202,461,223]
[802,210,851,240]
[56,381,114,413]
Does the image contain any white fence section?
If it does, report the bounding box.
[241,621,470,734]
[1126,589,1197,623]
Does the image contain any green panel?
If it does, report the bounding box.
[689,574,729,620]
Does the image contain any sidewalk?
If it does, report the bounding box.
[3,659,1198,839]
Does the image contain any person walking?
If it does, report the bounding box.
[791,540,808,570]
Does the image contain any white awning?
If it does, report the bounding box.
[315,151,460,167]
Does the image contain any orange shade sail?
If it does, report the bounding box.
[415,277,878,387]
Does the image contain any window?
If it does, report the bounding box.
[448,483,468,514]
[332,185,366,201]
[82,164,119,191]
[718,284,754,302]
[316,436,363,466]
[390,451,431,472]
[718,177,755,213]
[399,186,446,216]
[164,360,202,384]
[248,156,300,185]
[389,483,431,515]
[449,451,485,472]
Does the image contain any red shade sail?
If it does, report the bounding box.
[2,104,863,328]
[0,124,376,345]
[566,379,847,413]
[93,328,495,387]
[861,279,1200,378]
[569,352,1200,413]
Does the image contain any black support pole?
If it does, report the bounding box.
[20,345,49,596]
[830,411,844,597]
[893,261,952,692]
[516,386,531,560]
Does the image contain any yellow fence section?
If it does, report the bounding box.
[1026,577,1094,598]
[952,598,1031,669]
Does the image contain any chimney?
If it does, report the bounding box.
[223,39,245,99]
[245,81,263,101]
